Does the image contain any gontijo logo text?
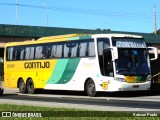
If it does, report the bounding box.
[24,62,50,69]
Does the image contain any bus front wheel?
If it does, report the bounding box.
[85,79,97,97]
[18,79,27,94]
[27,79,35,94]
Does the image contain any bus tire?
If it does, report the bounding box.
[85,79,96,97]
[0,89,3,96]
[18,78,27,94]
[27,79,35,94]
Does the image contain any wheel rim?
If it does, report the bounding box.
[88,83,95,95]
[19,81,25,91]
[28,81,34,92]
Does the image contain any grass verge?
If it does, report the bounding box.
[0,104,159,120]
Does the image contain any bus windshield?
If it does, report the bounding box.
[115,48,151,76]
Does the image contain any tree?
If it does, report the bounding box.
[157,29,160,34]
[96,28,111,31]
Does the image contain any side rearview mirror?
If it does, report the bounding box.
[148,47,158,61]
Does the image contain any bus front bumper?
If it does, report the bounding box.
[98,81,151,92]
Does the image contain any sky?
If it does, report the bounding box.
[0,0,160,33]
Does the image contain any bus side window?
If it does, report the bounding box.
[88,41,95,57]
[71,43,78,57]
[29,47,34,60]
[51,44,63,58]
[47,46,51,58]
[64,43,69,58]
[58,45,63,58]
[14,47,23,60]
[14,50,17,60]
[51,45,57,58]
[7,47,14,61]
[65,42,78,58]
[13,49,16,60]
[41,45,51,59]
[79,42,87,57]
[25,46,34,60]
[14,47,25,60]
[25,47,30,59]
[20,48,25,60]
[35,46,42,59]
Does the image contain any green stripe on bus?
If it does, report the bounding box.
[79,36,91,39]
[46,59,69,84]
[68,35,91,41]
[56,58,80,84]
[136,76,147,82]
[68,37,79,41]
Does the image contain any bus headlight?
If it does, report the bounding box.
[146,75,152,81]
[115,78,126,82]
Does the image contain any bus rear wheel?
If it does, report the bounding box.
[27,79,35,94]
[85,79,97,97]
[18,79,27,94]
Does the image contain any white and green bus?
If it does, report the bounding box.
[4,34,158,97]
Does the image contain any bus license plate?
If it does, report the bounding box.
[133,85,139,88]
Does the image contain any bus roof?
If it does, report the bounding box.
[5,33,143,47]
[5,34,90,47]
[92,34,143,38]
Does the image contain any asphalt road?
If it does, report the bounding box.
[1,88,160,111]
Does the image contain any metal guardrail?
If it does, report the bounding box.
[153,72,160,78]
